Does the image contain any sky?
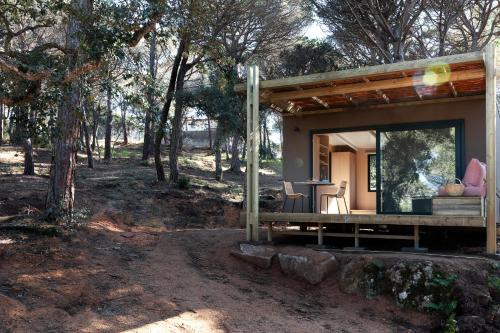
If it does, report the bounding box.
[302,21,328,39]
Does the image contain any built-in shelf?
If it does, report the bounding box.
[314,134,330,181]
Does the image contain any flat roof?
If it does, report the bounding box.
[235,51,486,115]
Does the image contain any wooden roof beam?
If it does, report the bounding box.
[269,68,484,103]
[235,51,483,92]
[363,77,390,103]
[402,71,423,100]
[442,66,458,97]
[312,96,329,108]
[295,86,329,108]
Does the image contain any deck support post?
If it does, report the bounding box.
[267,222,272,242]
[318,223,323,246]
[246,64,260,242]
[485,42,498,255]
[414,225,420,249]
[354,224,359,248]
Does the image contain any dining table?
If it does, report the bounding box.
[293,180,336,213]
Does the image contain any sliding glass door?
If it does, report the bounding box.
[377,121,463,214]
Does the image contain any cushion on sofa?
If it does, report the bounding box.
[463,158,486,187]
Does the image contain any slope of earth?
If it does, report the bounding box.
[0,144,434,332]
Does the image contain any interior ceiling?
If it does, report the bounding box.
[328,131,376,149]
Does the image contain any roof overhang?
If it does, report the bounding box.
[235,51,487,116]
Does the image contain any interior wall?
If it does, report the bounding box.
[355,148,376,210]
[282,98,486,204]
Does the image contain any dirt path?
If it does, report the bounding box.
[0,223,432,333]
[0,145,432,332]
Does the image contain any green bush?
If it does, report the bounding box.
[177,175,191,189]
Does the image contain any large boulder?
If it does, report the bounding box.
[277,248,337,285]
[231,244,277,269]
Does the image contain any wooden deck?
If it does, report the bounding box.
[241,212,486,248]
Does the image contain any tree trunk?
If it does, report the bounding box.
[224,137,230,160]
[45,0,90,218]
[121,106,128,145]
[0,104,3,145]
[143,29,157,160]
[104,83,112,160]
[82,98,94,168]
[91,104,98,151]
[46,81,81,218]
[168,57,189,183]
[154,38,185,181]
[23,138,35,175]
[241,140,246,161]
[229,134,241,173]
[207,116,212,150]
[214,126,223,181]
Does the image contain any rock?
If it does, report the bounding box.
[0,293,27,319]
[231,244,277,269]
[338,255,378,294]
[455,281,492,316]
[277,248,337,285]
[457,315,498,333]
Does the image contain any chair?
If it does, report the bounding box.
[320,181,349,214]
[282,181,308,213]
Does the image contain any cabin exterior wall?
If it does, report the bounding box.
[282,99,486,198]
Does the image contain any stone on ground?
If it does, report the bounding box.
[231,243,277,269]
[277,248,337,285]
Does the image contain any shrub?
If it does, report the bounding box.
[177,175,191,189]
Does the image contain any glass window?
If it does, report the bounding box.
[378,125,460,214]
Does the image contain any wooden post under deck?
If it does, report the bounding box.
[485,42,498,255]
[246,64,260,241]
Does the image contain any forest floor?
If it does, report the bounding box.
[0,144,493,332]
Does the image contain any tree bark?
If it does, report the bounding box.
[154,38,185,181]
[0,104,3,145]
[82,98,94,168]
[91,104,99,151]
[23,138,35,175]
[168,57,189,183]
[207,116,212,149]
[214,126,223,181]
[45,0,90,218]
[229,134,241,173]
[104,82,112,160]
[143,29,156,160]
[121,106,128,145]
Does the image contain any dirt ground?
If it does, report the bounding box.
[0,145,453,332]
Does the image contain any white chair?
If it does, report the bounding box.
[320,180,349,214]
[282,181,308,213]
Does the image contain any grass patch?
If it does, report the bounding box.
[260,158,282,175]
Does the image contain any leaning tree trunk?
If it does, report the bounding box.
[23,138,35,175]
[229,134,241,173]
[143,29,156,160]
[104,83,112,160]
[154,38,185,181]
[168,57,189,183]
[214,126,223,181]
[45,0,90,218]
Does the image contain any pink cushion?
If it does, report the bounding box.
[437,186,447,196]
[463,186,486,197]
[463,159,486,187]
